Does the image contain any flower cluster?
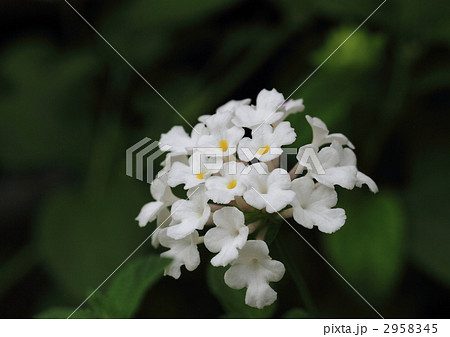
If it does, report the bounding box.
[136,88,377,309]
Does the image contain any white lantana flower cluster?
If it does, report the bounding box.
[136,88,377,309]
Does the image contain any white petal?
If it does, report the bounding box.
[243,188,268,210]
[311,143,357,189]
[281,98,305,117]
[150,174,178,205]
[167,203,210,240]
[224,240,285,309]
[135,201,164,227]
[256,88,284,112]
[204,112,233,132]
[189,123,210,148]
[205,162,247,203]
[238,124,291,162]
[204,207,248,266]
[237,137,256,162]
[245,280,278,309]
[356,171,378,193]
[232,89,285,129]
[167,161,191,187]
[306,115,329,147]
[232,105,261,129]
[198,114,211,123]
[167,186,210,239]
[325,133,355,149]
[291,177,346,233]
[242,165,294,212]
[151,207,171,248]
[271,121,296,147]
[205,176,245,204]
[263,189,296,213]
[159,154,189,176]
[160,126,191,155]
[265,168,295,212]
[167,158,214,190]
[313,165,357,190]
[160,230,200,279]
[306,115,354,149]
[217,98,251,115]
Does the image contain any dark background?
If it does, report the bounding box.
[0,0,449,318]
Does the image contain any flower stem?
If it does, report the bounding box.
[235,195,252,211]
[280,208,293,218]
[247,221,261,234]
[256,226,268,240]
[274,240,317,315]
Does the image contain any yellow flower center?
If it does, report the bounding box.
[196,172,205,180]
[257,145,270,155]
[226,179,237,189]
[219,140,229,152]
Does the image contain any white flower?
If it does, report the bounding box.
[242,163,295,213]
[204,207,249,267]
[198,98,251,123]
[167,155,220,189]
[151,207,171,248]
[280,98,305,119]
[205,162,247,204]
[302,141,378,193]
[305,115,354,149]
[290,176,346,233]
[135,174,178,227]
[303,140,358,189]
[134,89,378,309]
[166,186,211,240]
[159,229,201,279]
[159,123,209,156]
[356,171,378,193]
[238,122,296,162]
[217,98,252,115]
[159,154,189,177]
[224,240,285,309]
[197,113,245,156]
[233,89,285,129]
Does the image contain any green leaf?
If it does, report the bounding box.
[90,256,170,318]
[322,190,406,303]
[37,255,168,318]
[282,308,310,319]
[36,174,150,301]
[407,149,450,287]
[207,265,276,318]
[35,307,96,319]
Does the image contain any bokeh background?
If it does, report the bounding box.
[1,0,449,318]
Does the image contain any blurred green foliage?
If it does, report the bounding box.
[0,0,449,318]
[36,255,170,318]
[323,191,406,304]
